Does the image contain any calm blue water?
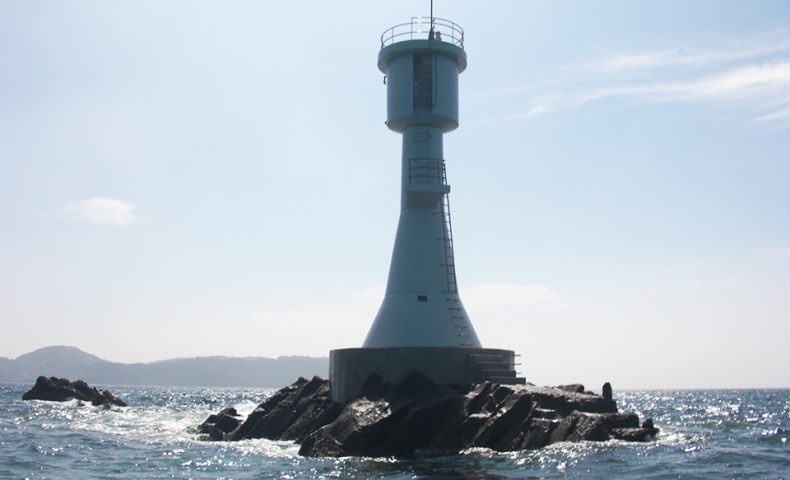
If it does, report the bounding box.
[1,383,787,479]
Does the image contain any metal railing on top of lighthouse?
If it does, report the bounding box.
[380,17,464,49]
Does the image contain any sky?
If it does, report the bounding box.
[1,1,789,389]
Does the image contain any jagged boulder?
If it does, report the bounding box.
[228,376,341,443]
[22,376,126,407]
[197,375,658,458]
[196,407,242,440]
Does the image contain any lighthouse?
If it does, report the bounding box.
[330,17,524,402]
[363,18,480,349]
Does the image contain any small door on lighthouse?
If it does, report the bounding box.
[413,54,433,110]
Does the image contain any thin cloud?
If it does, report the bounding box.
[578,41,790,73]
[588,50,709,71]
[684,62,790,98]
[60,197,138,226]
[471,34,790,125]
[496,61,790,122]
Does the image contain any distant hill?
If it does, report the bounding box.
[0,346,329,388]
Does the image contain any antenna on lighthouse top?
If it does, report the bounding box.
[430,0,435,33]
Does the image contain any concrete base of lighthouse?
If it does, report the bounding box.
[329,347,525,403]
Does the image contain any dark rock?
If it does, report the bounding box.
[611,427,656,441]
[358,373,388,399]
[298,397,395,456]
[218,407,240,417]
[228,375,337,443]
[519,418,555,449]
[281,396,343,442]
[90,389,126,408]
[601,412,640,429]
[226,379,307,441]
[374,395,465,456]
[466,382,494,414]
[22,376,126,407]
[548,411,580,443]
[490,384,516,405]
[202,407,240,426]
[527,386,617,414]
[556,384,585,393]
[602,382,613,401]
[214,414,241,432]
[566,413,611,442]
[392,370,440,398]
[580,415,657,443]
[197,407,242,440]
[436,412,489,450]
[198,374,657,457]
[473,391,533,450]
[531,408,560,419]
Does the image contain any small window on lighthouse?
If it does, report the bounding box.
[417,295,428,302]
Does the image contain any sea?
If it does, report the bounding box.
[1,383,787,479]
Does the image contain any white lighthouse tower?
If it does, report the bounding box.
[330,17,523,402]
[363,19,480,349]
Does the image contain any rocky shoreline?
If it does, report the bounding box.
[198,372,658,457]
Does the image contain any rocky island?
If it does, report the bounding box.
[198,372,658,457]
[22,376,126,407]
